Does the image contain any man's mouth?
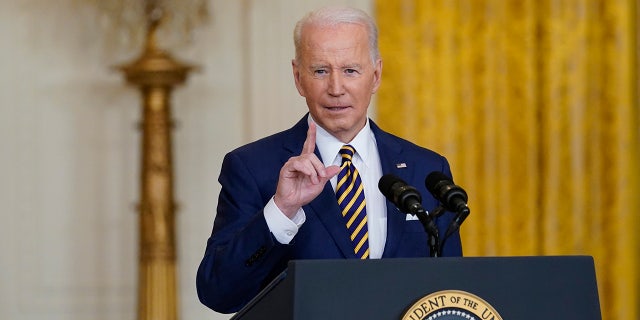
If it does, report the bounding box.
[326,105,350,111]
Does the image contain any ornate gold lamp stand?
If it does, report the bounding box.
[118,10,193,320]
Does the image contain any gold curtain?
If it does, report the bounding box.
[375,0,639,319]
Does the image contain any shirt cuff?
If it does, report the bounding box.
[264,197,306,244]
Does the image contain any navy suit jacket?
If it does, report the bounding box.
[196,116,463,313]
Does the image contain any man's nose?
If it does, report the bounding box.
[327,72,345,96]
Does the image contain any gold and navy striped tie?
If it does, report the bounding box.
[336,145,369,259]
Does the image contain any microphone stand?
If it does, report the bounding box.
[414,208,440,257]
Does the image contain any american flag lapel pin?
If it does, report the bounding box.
[396,163,407,168]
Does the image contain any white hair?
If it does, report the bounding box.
[293,6,380,64]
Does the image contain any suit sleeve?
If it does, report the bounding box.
[196,151,292,313]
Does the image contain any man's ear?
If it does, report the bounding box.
[371,58,383,93]
[292,59,305,97]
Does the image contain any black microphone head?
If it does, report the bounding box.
[378,174,402,199]
[425,171,468,212]
[426,171,470,237]
[425,171,451,194]
[378,174,422,213]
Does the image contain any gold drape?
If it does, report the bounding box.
[375,1,639,319]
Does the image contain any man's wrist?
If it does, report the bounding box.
[273,194,300,218]
[264,197,305,244]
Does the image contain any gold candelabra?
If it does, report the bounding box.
[117,3,194,319]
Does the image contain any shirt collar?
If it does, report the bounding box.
[308,115,375,167]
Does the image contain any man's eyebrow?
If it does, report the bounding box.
[308,64,329,69]
[342,64,363,69]
[307,64,363,70]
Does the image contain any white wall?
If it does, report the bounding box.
[0,0,372,319]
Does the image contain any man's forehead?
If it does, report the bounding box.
[300,35,368,59]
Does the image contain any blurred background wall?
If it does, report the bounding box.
[0,0,637,319]
[0,1,371,319]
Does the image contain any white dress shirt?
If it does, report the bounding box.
[264,115,387,259]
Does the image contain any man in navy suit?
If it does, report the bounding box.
[197,6,463,314]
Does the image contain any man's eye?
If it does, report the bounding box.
[314,69,327,75]
[345,69,358,74]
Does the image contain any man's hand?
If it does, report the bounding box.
[274,122,341,218]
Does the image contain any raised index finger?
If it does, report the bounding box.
[301,121,317,155]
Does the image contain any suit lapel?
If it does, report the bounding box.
[307,184,357,258]
[370,122,416,258]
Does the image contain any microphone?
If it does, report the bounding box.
[425,171,470,237]
[379,174,441,257]
[378,174,424,215]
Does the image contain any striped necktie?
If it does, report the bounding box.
[336,145,369,259]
